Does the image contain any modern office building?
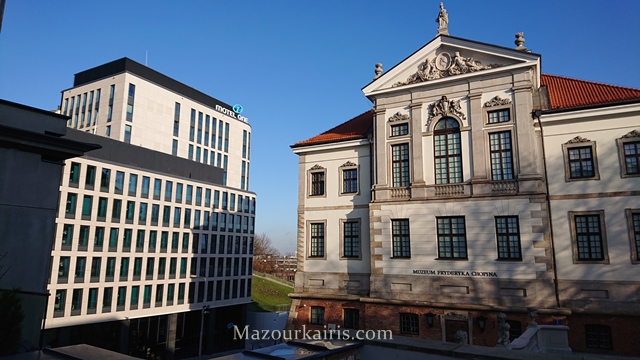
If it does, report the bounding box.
[44,58,257,359]
[289,10,640,356]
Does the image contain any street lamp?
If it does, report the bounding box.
[191,275,208,360]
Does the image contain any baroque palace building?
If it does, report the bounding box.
[289,13,640,356]
[45,58,256,359]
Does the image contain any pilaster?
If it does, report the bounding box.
[513,84,543,193]
[372,107,390,201]
[410,102,427,198]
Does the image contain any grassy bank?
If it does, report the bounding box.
[249,276,292,312]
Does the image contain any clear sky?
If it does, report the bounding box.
[1,1,639,254]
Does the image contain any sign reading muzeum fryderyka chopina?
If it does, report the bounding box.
[413,270,498,277]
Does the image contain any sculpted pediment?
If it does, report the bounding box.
[393,50,501,87]
[362,36,539,96]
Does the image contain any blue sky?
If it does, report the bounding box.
[1,1,639,254]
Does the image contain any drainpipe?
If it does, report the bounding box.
[532,109,561,309]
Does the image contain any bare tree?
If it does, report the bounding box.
[253,233,280,257]
[252,233,279,273]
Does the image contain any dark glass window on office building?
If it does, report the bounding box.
[126,83,135,121]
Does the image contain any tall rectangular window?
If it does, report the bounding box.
[242,130,247,158]
[124,125,132,144]
[437,217,467,259]
[310,223,325,257]
[489,131,514,180]
[74,257,86,280]
[189,109,195,142]
[85,165,96,188]
[141,176,150,198]
[62,224,73,246]
[343,168,358,193]
[173,102,181,136]
[197,112,203,143]
[81,195,92,217]
[153,179,162,199]
[311,171,325,196]
[128,174,138,196]
[69,162,80,184]
[172,139,178,156]
[574,214,605,261]
[58,257,70,281]
[115,171,124,193]
[71,289,83,312]
[310,307,324,325]
[343,221,359,258]
[188,145,193,160]
[218,121,224,150]
[392,143,410,187]
[224,123,229,152]
[631,212,640,263]
[392,219,411,258]
[165,181,173,201]
[344,309,359,329]
[623,141,640,175]
[204,115,210,146]
[496,216,522,260]
[65,193,77,216]
[434,119,462,184]
[126,83,135,121]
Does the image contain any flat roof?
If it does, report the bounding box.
[72,57,238,116]
[64,128,228,187]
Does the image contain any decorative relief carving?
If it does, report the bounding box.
[566,136,591,144]
[393,51,501,87]
[621,129,640,138]
[388,112,410,122]
[426,96,466,128]
[340,161,357,167]
[310,164,324,171]
[484,95,512,108]
[444,311,468,319]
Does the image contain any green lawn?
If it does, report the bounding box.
[249,276,293,312]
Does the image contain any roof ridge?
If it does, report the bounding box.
[541,73,640,92]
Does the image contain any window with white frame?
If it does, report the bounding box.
[342,220,360,258]
[562,137,599,181]
[391,144,409,187]
[340,161,358,194]
[626,209,640,264]
[489,131,514,180]
[437,216,467,259]
[616,130,640,178]
[495,216,522,260]
[392,219,410,258]
[434,118,462,184]
[308,165,326,196]
[309,222,325,258]
[569,211,609,263]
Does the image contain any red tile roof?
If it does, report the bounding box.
[293,109,373,147]
[295,75,640,147]
[541,74,640,110]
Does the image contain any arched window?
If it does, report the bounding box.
[434,117,462,184]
